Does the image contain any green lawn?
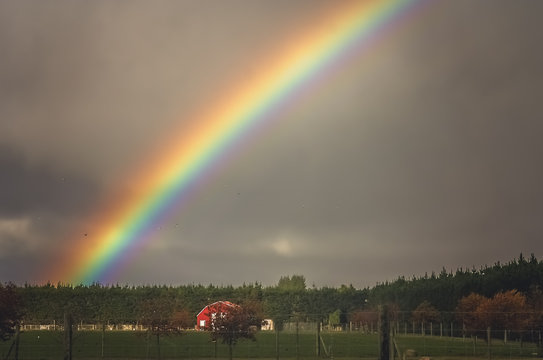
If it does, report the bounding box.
[1,330,540,359]
[395,334,540,359]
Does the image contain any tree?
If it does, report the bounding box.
[478,290,529,341]
[527,286,543,355]
[456,292,488,337]
[329,309,341,328]
[138,298,190,359]
[210,301,264,360]
[349,309,378,332]
[277,275,306,292]
[457,290,530,342]
[411,301,440,335]
[263,288,290,330]
[0,283,22,341]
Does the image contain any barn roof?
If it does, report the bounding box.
[196,300,238,317]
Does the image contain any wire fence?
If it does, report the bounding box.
[2,312,543,359]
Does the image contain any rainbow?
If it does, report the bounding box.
[50,0,424,285]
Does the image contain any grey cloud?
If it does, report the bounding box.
[1,0,543,286]
[0,144,100,218]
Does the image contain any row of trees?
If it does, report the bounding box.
[348,289,543,336]
[13,275,366,328]
[2,255,543,343]
[457,289,543,339]
[370,253,543,312]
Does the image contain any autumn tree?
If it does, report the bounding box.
[349,309,378,332]
[411,301,440,335]
[527,286,543,355]
[349,304,399,333]
[527,286,543,329]
[138,298,190,359]
[387,302,402,330]
[478,290,529,341]
[456,292,488,336]
[210,301,264,360]
[457,290,531,342]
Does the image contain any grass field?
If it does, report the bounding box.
[1,330,541,359]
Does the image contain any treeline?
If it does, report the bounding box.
[6,254,543,327]
[369,253,543,313]
[16,277,366,326]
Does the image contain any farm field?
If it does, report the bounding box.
[1,330,540,360]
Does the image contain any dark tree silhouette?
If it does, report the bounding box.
[0,283,22,341]
[209,301,264,360]
[138,298,190,359]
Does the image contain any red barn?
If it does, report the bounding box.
[196,301,239,330]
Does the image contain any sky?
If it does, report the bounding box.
[1,0,543,288]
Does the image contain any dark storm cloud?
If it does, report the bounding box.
[0,143,99,218]
[0,0,328,183]
[150,0,543,285]
[0,144,99,283]
[1,0,543,286]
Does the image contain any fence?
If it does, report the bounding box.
[2,311,543,360]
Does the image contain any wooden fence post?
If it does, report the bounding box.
[295,319,299,360]
[64,312,73,360]
[378,305,391,360]
[14,323,20,360]
[316,322,321,357]
[275,325,279,360]
[487,326,492,360]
